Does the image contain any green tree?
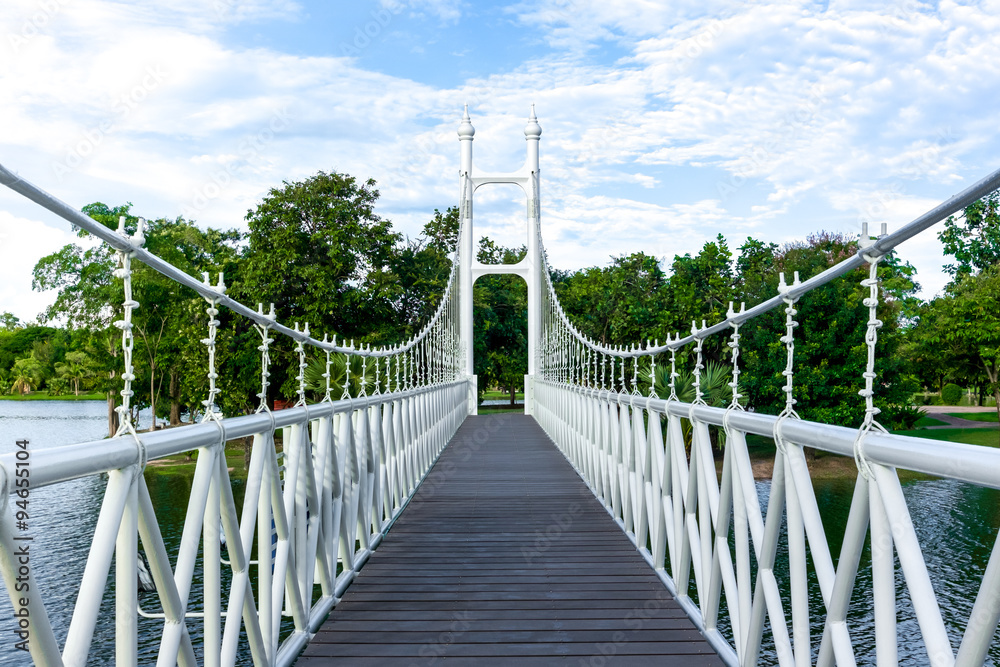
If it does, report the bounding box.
[0,312,21,330]
[739,232,919,428]
[239,171,402,399]
[384,207,458,342]
[939,191,1000,277]
[554,252,669,347]
[55,350,96,396]
[8,356,43,395]
[474,240,528,405]
[933,266,1000,428]
[34,203,242,431]
[34,203,131,432]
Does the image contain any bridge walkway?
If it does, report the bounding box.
[297,414,724,666]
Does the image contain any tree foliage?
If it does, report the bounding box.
[474,240,528,404]
[907,188,1000,420]
[939,191,1000,277]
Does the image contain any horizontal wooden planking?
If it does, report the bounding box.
[297,414,723,666]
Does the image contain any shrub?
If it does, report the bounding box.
[941,383,964,405]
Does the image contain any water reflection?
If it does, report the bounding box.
[0,401,256,665]
[739,474,1000,665]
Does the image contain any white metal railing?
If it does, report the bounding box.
[0,162,471,666]
[535,381,1000,666]
[530,165,1000,666]
[0,382,467,666]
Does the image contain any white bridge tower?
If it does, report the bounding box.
[457,106,542,415]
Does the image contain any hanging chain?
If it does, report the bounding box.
[649,340,658,398]
[618,347,625,394]
[722,303,746,449]
[773,272,801,453]
[394,351,401,392]
[667,335,679,402]
[631,352,640,396]
[112,216,144,439]
[727,302,746,410]
[341,342,352,400]
[321,334,334,403]
[200,272,226,422]
[254,303,275,412]
[691,321,707,406]
[293,323,309,407]
[359,347,369,397]
[854,227,888,480]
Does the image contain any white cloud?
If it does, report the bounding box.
[0,209,94,323]
[3,0,1000,322]
[381,0,464,24]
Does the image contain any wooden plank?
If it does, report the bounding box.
[297,414,724,666]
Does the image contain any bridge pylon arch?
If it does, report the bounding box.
[457,105,542,415]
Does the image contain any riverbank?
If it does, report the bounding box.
[0,392,105,401]
[743,421,999,480]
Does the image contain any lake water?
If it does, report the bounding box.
[0,400,256,665]
[0,401,998,664]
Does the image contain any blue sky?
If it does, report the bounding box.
[2,0,1000,322]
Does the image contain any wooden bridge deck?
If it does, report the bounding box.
[297,414,724,666]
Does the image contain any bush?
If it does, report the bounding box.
[884,404,923,430]
[941,383,964,405]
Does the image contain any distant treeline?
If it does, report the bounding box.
[4,172,998,433]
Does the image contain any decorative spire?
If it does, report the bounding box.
[524,103,541,139]
[458,103,475,139]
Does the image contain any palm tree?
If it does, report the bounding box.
[640,360,734,451]
[303,352,381,400]
[55,351,95,396]
[8,357,43,395]
[641,360,733,407]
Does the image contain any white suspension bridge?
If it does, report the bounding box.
[1,108,999,666]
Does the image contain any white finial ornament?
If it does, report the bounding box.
[458,104,475,139]
[524,104,541,138]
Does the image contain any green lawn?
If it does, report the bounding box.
[480,389,523,402]
[146,443,251,479]
[0,392,105,401]
[914,415,949,428]
[478,405,525,415]
[946,411,999,423]
[892,427,1000,448]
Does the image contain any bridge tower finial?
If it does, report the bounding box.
[458,104,475,140]
[524,104,541,140]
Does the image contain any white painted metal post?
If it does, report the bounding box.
[116,473,139,667]
[525,106,541,378]
[458,106,475,383]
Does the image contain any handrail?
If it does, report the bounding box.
[535,379,1000,666]
[0,381,469,667]
[0,162,457,358]
[536,164,1000,355]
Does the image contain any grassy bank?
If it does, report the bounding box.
[892,426,1000,447]
[0,392,105,401]
[480,389,523,402]
[145,443,251,480]
[478,405,525,415]
[947,412,999,423]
